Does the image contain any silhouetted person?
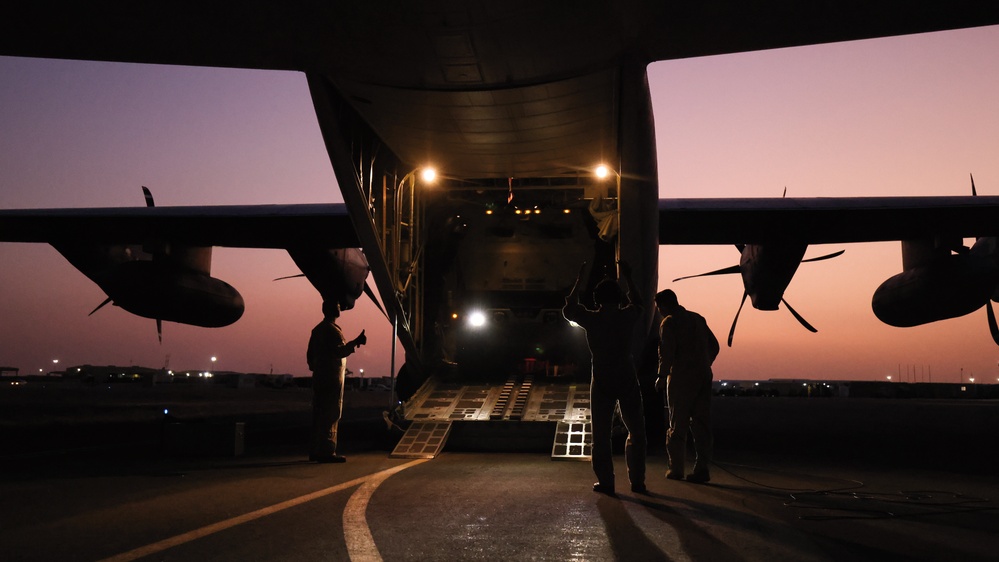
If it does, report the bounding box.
[655,289,719,483]
[563,262,647,495]
[307,300,366,463]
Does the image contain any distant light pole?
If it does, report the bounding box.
[210,356,217,376]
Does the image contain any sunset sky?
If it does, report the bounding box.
[3,25,999,383]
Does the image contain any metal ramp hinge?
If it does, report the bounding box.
[390,420,452,459]
[551,420,592,461]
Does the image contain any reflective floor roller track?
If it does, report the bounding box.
[390,375,592,460]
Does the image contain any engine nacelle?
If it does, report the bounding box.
[872,253,999,327]
[287,247,369,310]
[741,243,807,310]
[100,261,244,327]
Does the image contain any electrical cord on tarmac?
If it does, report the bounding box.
[711,461,993,521]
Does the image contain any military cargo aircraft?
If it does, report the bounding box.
[3,2,999,455]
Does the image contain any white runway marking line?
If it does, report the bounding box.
[343,462,410,561]
[99,458,428,562]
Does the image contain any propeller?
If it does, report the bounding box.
[88,296,113,316]
[363,283,388,319]
[676,246,843,346]
[724,292,818,346]
[727,292,748,347]
[782,298,817,333]
[274,273,389,320]
[969,174,999,345]
[801,250,845,263]
[87,187,166,343]
[675,249,846,285]
[143,186,165,343]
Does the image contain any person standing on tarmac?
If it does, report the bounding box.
[655,289,719,483]
[307,300,366,463]
[563,261,647,496]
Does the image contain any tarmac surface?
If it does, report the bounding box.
[1,383,997,561]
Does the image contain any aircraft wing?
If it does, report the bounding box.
[660,196,999,245]
[0,203,359,249]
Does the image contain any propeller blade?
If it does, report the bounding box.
[273,273,306,281]
[673,264,742,283]
[142,186,155,207]
[156,318,163,344]
[970,175,983,248]
[801,250,845,263]
[781,298,818,333]
[364,282,389,319]
[987,300,999,346]
[88,297,113,316]
[727,292,748,347]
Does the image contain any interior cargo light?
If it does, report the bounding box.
[468,311,486,328]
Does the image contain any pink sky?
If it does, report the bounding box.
[3,25,999,382]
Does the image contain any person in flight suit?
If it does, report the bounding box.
[563,261,647,495]
[308,300,366,463]
[655,289,719,483]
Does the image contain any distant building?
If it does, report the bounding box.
[67,364,162,384]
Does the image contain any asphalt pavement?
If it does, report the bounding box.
[1,390,997,561]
